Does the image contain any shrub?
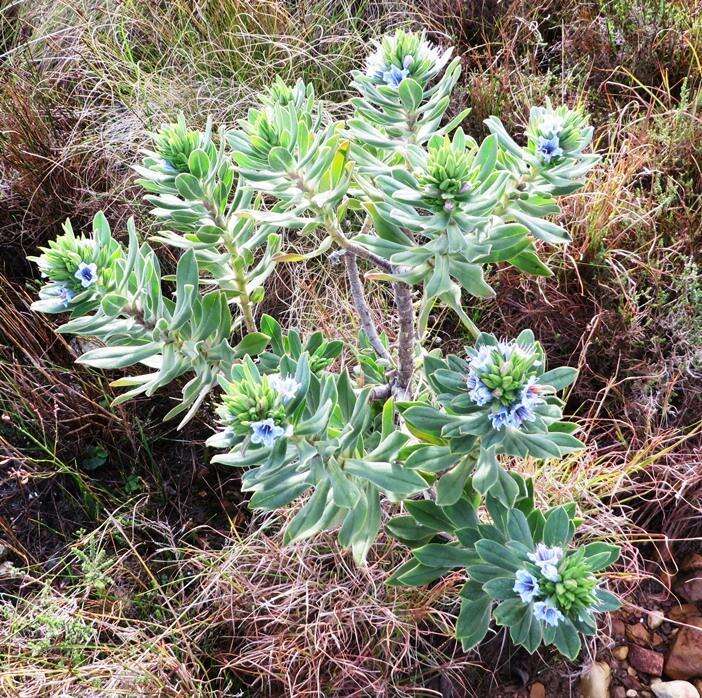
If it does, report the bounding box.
[28,28,620,660]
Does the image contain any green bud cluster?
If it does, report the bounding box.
[541,548,599,616]
[154,114,202,174]
[471,344,540,407]
[216,375,287,436]
[418,135,476,202]
[264,77,306,109]
[526,102,593,162]
[369,29,449,85]
[30,221,122,294]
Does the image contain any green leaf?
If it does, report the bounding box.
[233,332,270,359]
[405,445,458,473]
[398,77,423,111]
[188,149,210,178]
[283,480,336,543]
[344,459,427,499]
[507,510,534,548]
[473,446,498,495]
[436,456,473,506]
[100,292,127,316]
[456,595,492,651]
[552,618,581,660]
[327,459,360,509]
[543,507,572,547]
[475,540,521,572]
[405,499,454,532]
[386,515,435,542]
[483,576,518,600]
[401,405,448,445]
[493,597,524,626]
[175,173,204,200]
[593,588,620,612]
[413,543,477,568]
[538,366,578,390]
[268,146,295,171]
[511,604,542,653]
[582,542,620,570]
[509,249,552,277]
[448,259,495,298]
[388,559,451,586]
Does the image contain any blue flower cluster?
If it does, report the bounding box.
[536,134,563,163]
[249,374,300,447]
[512,544,566,627]
[465,341,544,431]
[365,50,412,87]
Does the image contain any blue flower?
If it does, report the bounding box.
[365,46,386,80]
[382,65,409,87]
[57,284,75,307]
[513,569,541,603]
[528,543,563,581]
[268,374,300,403]
[466,373,492,406]
[250,418,285,448]
[536,135,563,163]
[469,345,495,372]
[533,599,564,627]
[489,405,514,430]
[540,563,561,582]
[509,401,536,427]
[520,377,543,407]
[74,262,98,288]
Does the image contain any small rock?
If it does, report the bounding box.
[668,606,698,623]
[693,679,702,696]
[649,611,666,630]
[652,633,666,647]
[678,577,702,603]
[614,645,630,660]
[626,691,638,698]
[614,688,627,698]
[650,678,699,698]
[612,617,627,638]
[529,682,546,698]
[580,661,612,698]
[628,623,653,645]
[664,616,702,680]
[630,645,664,676]
[681,554,702,572]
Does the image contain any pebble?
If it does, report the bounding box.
[668,605,698,622]
[664,616,702,680]
[612,617,627,638]
[613,645,630,660]
[626,691,638,698]
[580,661,612,698]
[650,678,699,698]
[529,682,546,698]
[649,610,666,630]
[629,645,664,676]
[627,623,653,645]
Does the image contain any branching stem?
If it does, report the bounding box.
[344,252,391,362]
[393,280,415,398]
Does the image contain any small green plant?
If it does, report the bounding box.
[28,29,619,660]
